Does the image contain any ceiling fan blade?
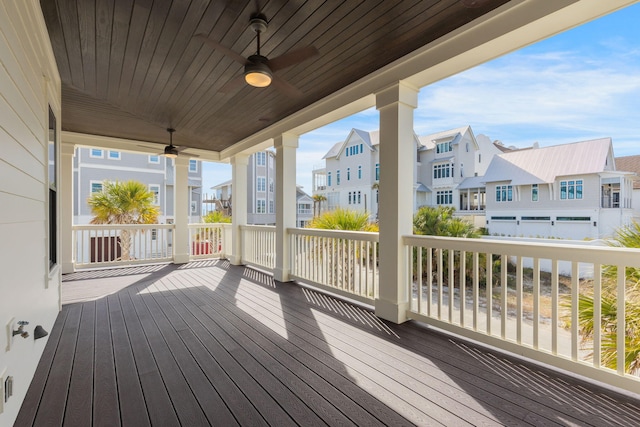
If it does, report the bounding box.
[194,34,247,65]
[266,45,318,72]
[271,75,303,98]
[461,0,492,7]
[218,74,246,93]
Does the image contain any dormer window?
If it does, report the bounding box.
[436,140,453,154]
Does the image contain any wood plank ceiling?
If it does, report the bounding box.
[41,0,509,153]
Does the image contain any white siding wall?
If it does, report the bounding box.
[0,1,61,425]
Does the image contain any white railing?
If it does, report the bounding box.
[404,234,640,393]
[73,224,174,268]
[289,228,379,305]
[241,225,276,271]
[188,223,230,259]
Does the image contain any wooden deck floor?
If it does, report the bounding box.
[16,260,640,426]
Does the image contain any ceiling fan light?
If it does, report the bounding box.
[244,61,272,87]
[164,145,178,158]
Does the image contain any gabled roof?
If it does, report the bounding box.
[616,155,640,189]
[416,182,429,192]
[323,141,343,159]
[482,138,613,185]
[322,128,380,159]
[211,179,232,189]
[457,175,486,190]
[296,187,312,199]
[418,126,472,151]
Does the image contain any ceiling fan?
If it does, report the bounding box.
[195,13,318,97]
[137,128,197,158]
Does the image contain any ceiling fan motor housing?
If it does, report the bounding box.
[250,14,268,33]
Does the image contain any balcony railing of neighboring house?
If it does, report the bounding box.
[241,225,277,271]
[289,228,379,305]
[73,224,174,268]
[601,196,620,208]
[404,234,640,393]
[458,204,485,211]
[297,208,313,215]
[189,223,230,259]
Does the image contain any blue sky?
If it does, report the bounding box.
[202,3,640,197]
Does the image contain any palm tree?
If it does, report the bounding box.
[88,180,160,261]
[566,221,640,374]
[306,209,378,289]
[312,194,327,217]
[307,208,378,232]
[202,210,231,223]
[413,205,479,238]
[412,205,485,287]
[198,210,232,253]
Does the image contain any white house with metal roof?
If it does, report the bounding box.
[483,138,636,239]
[312,126,507,220]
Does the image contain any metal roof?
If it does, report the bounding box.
[482,138,613,185]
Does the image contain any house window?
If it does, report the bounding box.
[436,141,452,153]
[348,192,352,204]
[478,153,481,163]
[108,150,121,160]
[433,163,453,179]
[328,172,332,186]
[256,152,266,166]
[360,143,363,153]
[436,190,453,205]
[190,201,197,214]
[149,184,160,205]
[151,229,157,240]
[347,167,351,181]
[375,163,379,181]
[532,184,538,202]
[90,148,103,158]
[269,200,274,213]
[149,155,160,164]
[91,181,104,194]
[257,177,266,192]
[48,107,57,269]
[256,199,266,213]
[337,170,341,185]
[560,180,583,200]
[189,159,198,172]
[357,191,361,204]
[346,147,349,157]
[496,185,513,202]
[358,165,362,179]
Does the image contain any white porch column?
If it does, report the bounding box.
[173,157,190,263]
[375,82,418,324]
[274,133,298,282]
[230,153,249,265]
[60,143,75,273]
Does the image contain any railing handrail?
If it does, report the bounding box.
[404,234,640,266]
[240,224,276,231]
[72,223,173,231]
[188,222,232,229]
[289,227,379,242]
